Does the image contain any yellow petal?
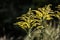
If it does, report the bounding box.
[32,10,43,18]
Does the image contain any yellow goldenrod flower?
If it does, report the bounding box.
[32,10,43,18]
[14,4,60,31]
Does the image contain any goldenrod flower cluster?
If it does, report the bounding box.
[14,4,60,30]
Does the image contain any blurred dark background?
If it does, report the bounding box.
[0,0,60,40]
